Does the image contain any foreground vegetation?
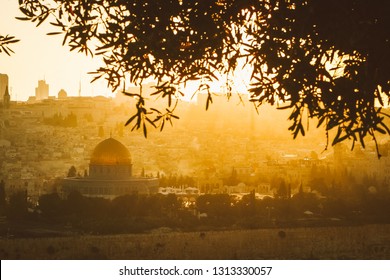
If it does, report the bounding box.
[1,185,390,237]
[1,224,389,259]
[1,184,390,259]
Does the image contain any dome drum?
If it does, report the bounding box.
[89,164,132,179]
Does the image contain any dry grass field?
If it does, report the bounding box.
[1,224,389,259]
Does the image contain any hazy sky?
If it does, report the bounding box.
[0,0,113,101]
[0,0,252,102]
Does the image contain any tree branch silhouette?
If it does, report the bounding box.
[0,35,19,56]
[17,0,390,150]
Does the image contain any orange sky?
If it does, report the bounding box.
[0,0,113,101]
[0,0,253,102]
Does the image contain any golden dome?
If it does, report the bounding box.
[90,138,131,165]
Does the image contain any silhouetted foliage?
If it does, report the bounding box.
[197,194,232,218]
[0,180,6,215]
[7,190,28,220]
[38,192,64,219]
[67,166,77,177]
[5,185,389,235]
[65,190,88,214]
[17,0,390,149]
[0,35,19,55]
[159,174,196,188]
[44,112,78,127]
[98,126,104,138]
[224,167,239,186]
[274,178,289,199]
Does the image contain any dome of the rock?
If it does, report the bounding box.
[90,137,131,165]
[62,137,158,198]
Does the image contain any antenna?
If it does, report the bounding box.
[78,80,81,97]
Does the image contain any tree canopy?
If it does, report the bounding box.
[17,0,390,151]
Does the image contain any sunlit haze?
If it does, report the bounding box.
[0,0,114,100]
[1,0,390,262]
[0,0,253,101]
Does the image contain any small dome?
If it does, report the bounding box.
[58,89,67,99]
[90,138,131,165]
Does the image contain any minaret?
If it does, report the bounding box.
[3,86,10,109]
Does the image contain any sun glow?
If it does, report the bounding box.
[0,1,259,102]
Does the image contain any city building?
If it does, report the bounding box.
[62,137,159,198]
[35,80,49,100]
[0,73,8,100]
[3,86,10,109]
